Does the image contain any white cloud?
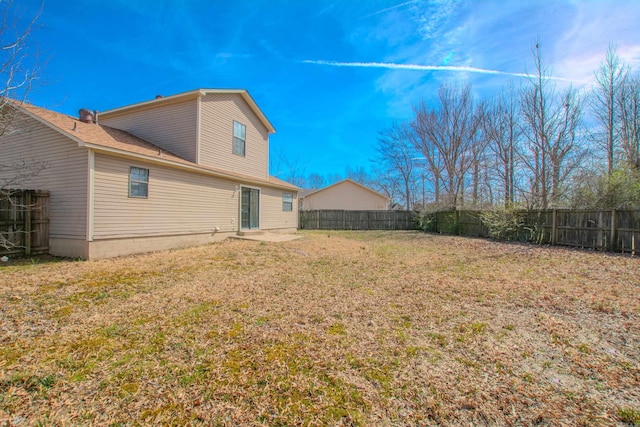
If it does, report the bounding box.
[415,0,460,40]
[619,45,640,71]
[551,1,640,83]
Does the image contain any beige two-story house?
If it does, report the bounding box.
[1,89,298,259]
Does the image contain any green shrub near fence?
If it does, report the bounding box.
[479,208,524,241]
[299,208,640,254]
[426,208,639,254]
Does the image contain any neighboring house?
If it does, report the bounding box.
[296,188,317,208]
[299,179,390,211]
[0,89,299,259]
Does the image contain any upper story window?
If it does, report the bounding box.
[233,121,246,157]
[282,192,293,211]
[129,167,149,198]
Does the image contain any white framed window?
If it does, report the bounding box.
[282,192,293,211]
[233,121,246,156]
[129,167,149,198]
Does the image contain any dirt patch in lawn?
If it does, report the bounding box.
[1,231,639,426]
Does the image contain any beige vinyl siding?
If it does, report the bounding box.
[199,93,269,179]
[259,187,298,230]
[92,153,240,238]
[0,115,87,238]
[98,99,198,162]
[304,181,389,210]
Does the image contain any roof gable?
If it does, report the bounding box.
[304,179,388,201]
[99,89,275,134]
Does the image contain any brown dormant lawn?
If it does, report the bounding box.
[1,231,639,426]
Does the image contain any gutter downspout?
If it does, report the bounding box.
[86,149,95,257]
[195,95,202,164]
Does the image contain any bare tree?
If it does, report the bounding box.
[306,173,325,189]
[591,45,627,175]
[520,41,584,208]
[0,0,41,136]
[411,83,481,209]
[369,165,402,207]
[469,103,490,208]
[618,72,640,168]
[372,122,417,209]
[345,166,370,186]
[482,84,522,207]
[269,148,308,187]
[409,106,443,205]
[0,1,43,251]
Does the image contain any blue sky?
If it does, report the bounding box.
[17,0,640,182]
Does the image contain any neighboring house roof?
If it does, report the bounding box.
[99,89,276,134]
[297,188,320,198]
[302,179,388,200]
[13,101,297,191]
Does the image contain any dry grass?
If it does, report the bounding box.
[1,231,639,426]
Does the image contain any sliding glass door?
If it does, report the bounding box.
[241,187,259,229]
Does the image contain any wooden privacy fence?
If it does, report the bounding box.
[430,209,640,255]
[299,210,418,231]
[0,190,49,256]
[300,208,640,254]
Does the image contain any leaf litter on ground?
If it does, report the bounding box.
[0,230,639,426]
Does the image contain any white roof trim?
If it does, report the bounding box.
[304,179,390,201]
[99,88,276,134]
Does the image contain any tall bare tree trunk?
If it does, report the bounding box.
[592,45,626,175]
[411,84,481,210]
[521,40,583,208]
[619,74,640,168]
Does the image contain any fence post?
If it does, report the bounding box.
[316,211,320,230]
[598,211,604,250]
[551,209,557,246]
[610,209,617,252]
[343,210,346,230]
[24,191,32,256]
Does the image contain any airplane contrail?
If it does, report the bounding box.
[303,60,582,83]
[360,0,419,19]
